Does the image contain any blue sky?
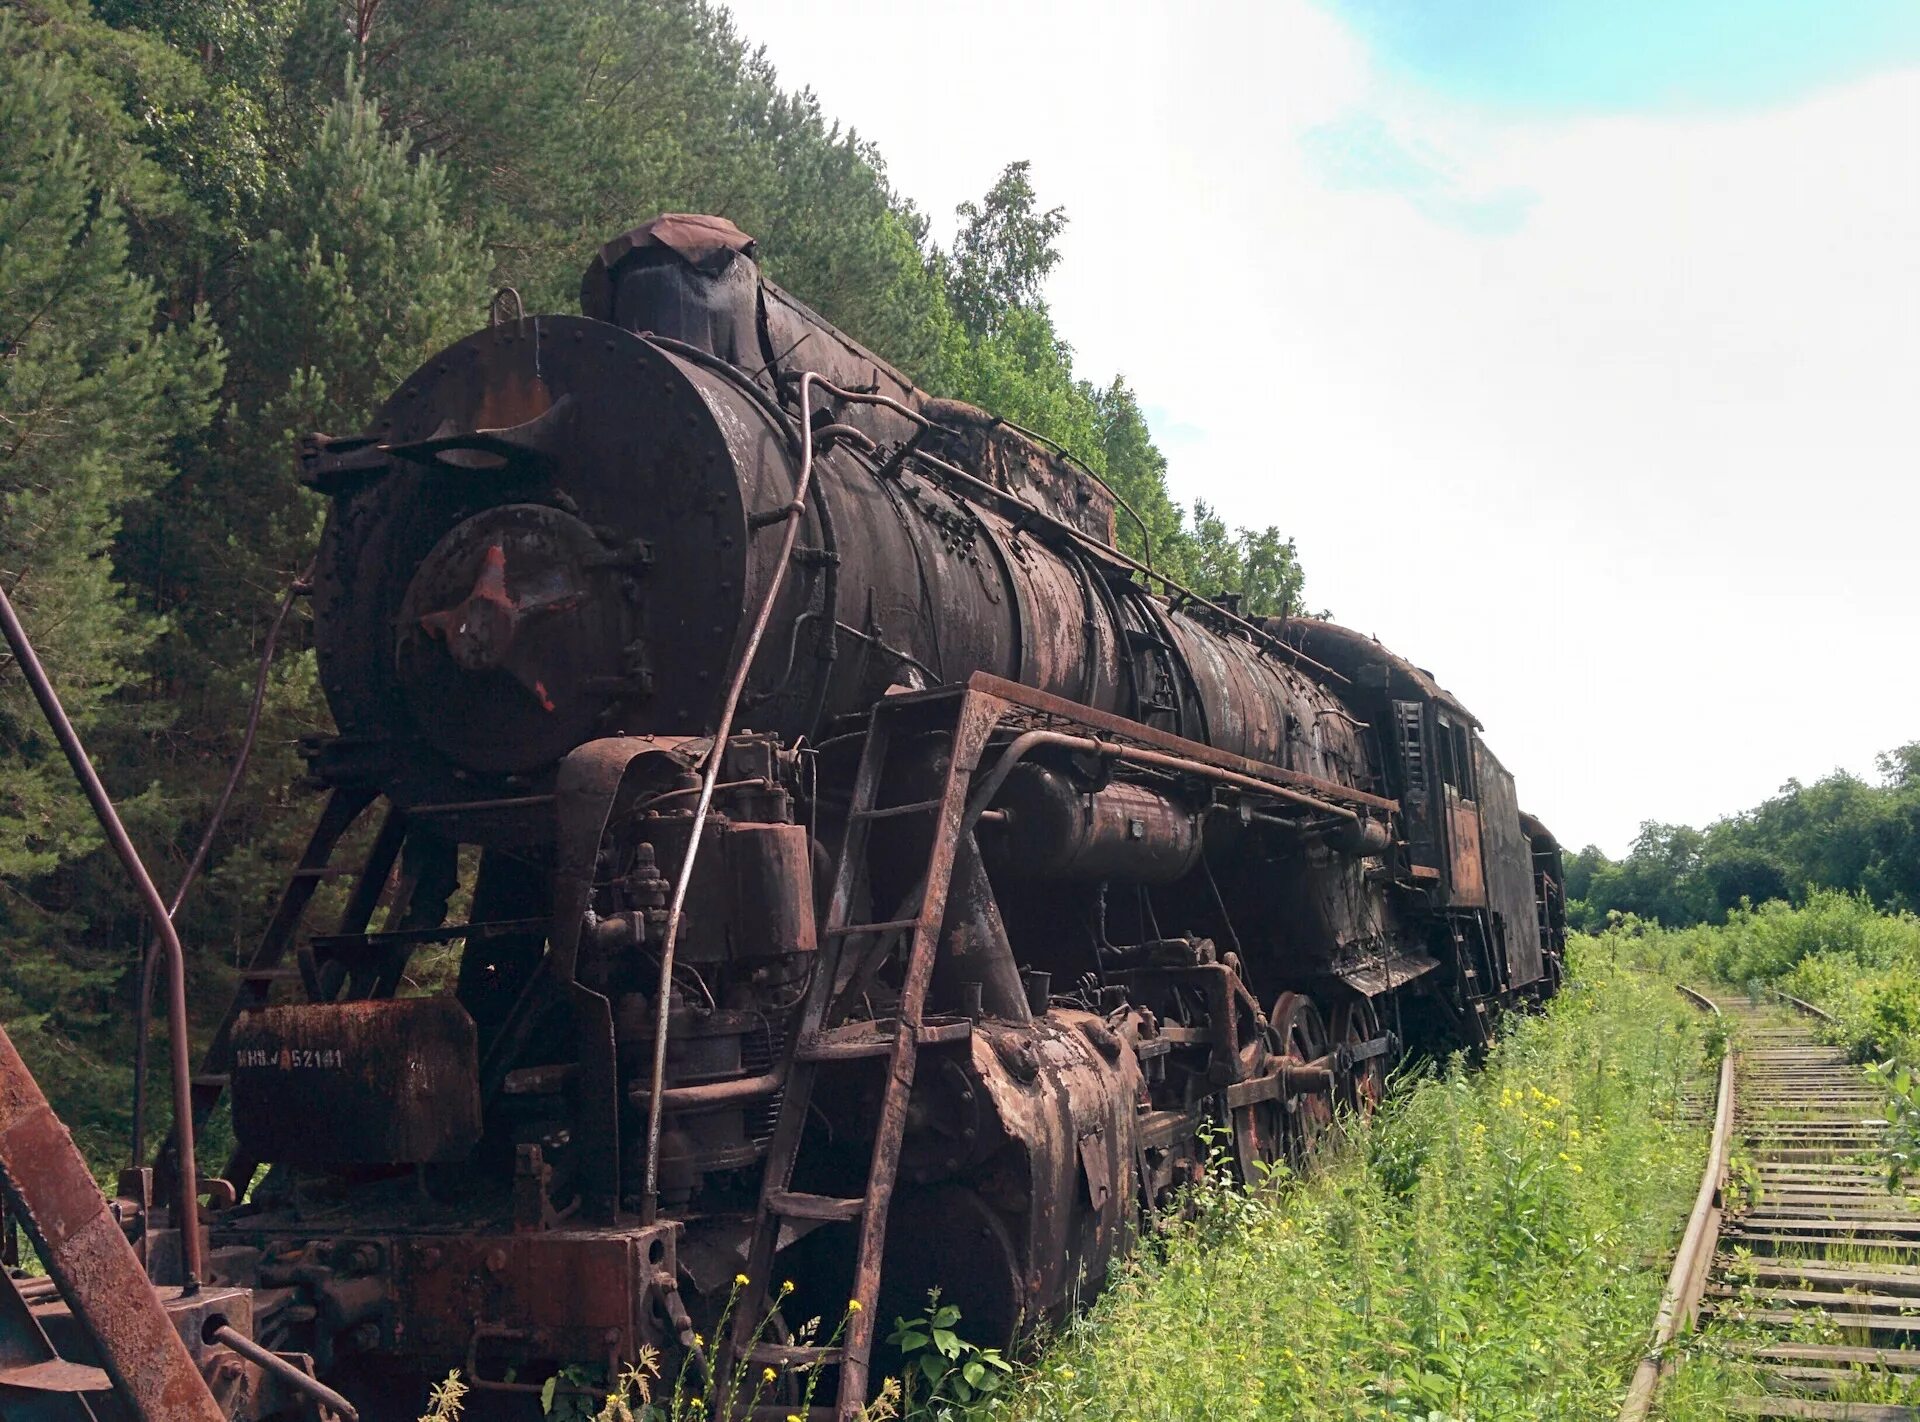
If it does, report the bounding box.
[1320,0,1920,112]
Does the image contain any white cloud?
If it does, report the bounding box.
[725,0,1920,853]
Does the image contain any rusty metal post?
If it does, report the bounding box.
[0,1023,224,1422]
[0,582,204,1289]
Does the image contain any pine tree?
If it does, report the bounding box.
[0,22,223,1157]
[142,73,491,960]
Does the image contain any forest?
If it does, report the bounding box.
[0,0,1311,1159]
[1566,744,1920,930]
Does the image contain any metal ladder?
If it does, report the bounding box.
[722,690,996,1420]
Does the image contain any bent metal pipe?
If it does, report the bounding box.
[0,579,204,1291]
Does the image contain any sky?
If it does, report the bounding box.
[720,0,1920,855]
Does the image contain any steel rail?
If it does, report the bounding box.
[1617,985,1736,1422]
[0,579,205,1289]
[1777,990,1836,1023]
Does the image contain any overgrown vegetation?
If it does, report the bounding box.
[1598,890,1920,1065]
[981,941,1709,1420]
[0,0,1307,1169]
[1567,746,1920,930]
[1585,897,1920,1414]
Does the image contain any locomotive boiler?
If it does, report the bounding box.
[2,214,1564,1422]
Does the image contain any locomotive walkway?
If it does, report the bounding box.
[1633,994,1920,1420]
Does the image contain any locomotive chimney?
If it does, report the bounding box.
[579,213,761,364]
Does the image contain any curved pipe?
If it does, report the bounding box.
[629,1068,785,1117]
[960,729,1363,839]
[641,372,849,1208]
[0,581,203,1289]
[133,568,305,1167]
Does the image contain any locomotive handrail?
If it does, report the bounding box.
[962,672,1398,813]
[960,728,1366,833]
[0,578,205,1291]
[994,413,1158,578]
[1617,986,1734,1421]
[890,433,1350,685]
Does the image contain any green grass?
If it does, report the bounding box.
[1602,889,1920,1063]
[983,941,1711,1421]
[1580,901,1920,1417]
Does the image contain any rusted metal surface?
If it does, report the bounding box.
[230,998,482,1165]
[1444,786,1489,909]
[0,1265,102,1421]
[987,764,1202,883]
[1472,739,1545,986]
[209,1324,358,1422]
[933,834,1031,1023]
[642,370,853,1215]
[0,1025,223,1422]
[8,210,1568,1418]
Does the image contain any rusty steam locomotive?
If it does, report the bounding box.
[2,214,1564,1422]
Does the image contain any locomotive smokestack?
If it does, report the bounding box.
[580,213,761,364]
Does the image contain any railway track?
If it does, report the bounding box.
[1626,991,1920,1421]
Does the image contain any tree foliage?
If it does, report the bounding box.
[1569,746,1920,930]
[945,159,1065,338]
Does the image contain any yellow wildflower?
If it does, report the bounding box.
[847,1299,862,1313]
[734,1273,750,1287]
[763,1367,777,1383]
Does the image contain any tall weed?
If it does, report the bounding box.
[987,942,1708,1421]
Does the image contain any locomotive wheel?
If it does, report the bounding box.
[1331,995,1389,1114]
[1230,1025,1287,1186]
[1269,992,1333,1161]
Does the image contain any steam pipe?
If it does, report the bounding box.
[0,580,204,1290]
[641,375,873,1209]
[629,1068,785,1116]
[959,729,1363,839]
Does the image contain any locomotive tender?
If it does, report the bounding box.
[44,215,1564,1420]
